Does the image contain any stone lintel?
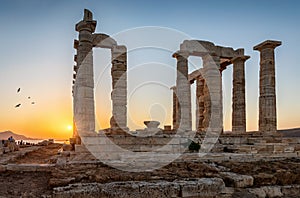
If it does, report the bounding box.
[188,69,202,84]
[253,40,282,51]
[179,40,237,59]
[215,46,235,59]
[92,33,117,49]
[231,55,250,63]
[220,58,232,69]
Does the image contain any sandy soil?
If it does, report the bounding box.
[1,143,300,197]
[0,143,62,197]
[8,143,61,164]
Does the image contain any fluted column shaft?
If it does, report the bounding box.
[196,74,205,131]
[254,40,281,133]
[110,45,127,130]
[202,53,222,132]
[174,52,192,131]
[231,56,250,133]
[171,87,179,130]
[74,10,97,136]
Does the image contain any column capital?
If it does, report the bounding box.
[172,51,189,59]
[231,55,250,63]
[253,40,282,51]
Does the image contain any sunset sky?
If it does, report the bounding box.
[0,0,299,139]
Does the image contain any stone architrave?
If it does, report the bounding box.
[74,9,97,137]
[231,55,250,133]
[254,40,281,133]
[110,45,127,130]
[173,51,192,131]
[196,73,205,131]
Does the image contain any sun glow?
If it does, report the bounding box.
[67,125,73,131]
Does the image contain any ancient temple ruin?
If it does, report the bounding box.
[72,9,281,143]
[73,9,128,142]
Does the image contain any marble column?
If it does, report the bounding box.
[170,86,179,130]
[74,9,97,136]
[254,40,281,133]
[231,55,250,133]
[111,45,127,131]
[196,73,205,131]
[202,53,222,132]
[173,51,192,131]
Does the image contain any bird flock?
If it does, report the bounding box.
[15,88,35,108]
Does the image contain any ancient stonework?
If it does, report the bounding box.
[110,45,127,131]
[73,9,97,138]
[254,40,281,133]
[72,10,282,146]
[231,55,250,133]
[73,9,128,139]
[173,51,192,131]
[196,73,205,131]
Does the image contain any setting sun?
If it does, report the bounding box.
[67,125,73,131]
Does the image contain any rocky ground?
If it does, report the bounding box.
[1,143,300,197]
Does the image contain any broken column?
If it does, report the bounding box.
[196,73,205,131]
[231,55,250,133]
[74,9,97,136]
[111,45,127,131]
[173,51,192,131]
[254,40,281,133]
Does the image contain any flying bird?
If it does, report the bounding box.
[28,97,31,99]
[31,102,35,105]
[17,88,20,93]
[15,104,21,108]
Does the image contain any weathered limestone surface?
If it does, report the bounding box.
[74,9,97,137]
[174,51,192,131]
[202,53,222,133]
[53,178,225,198]
[196,72,205,131]
[110,45,127,130]
[220,172,254,188]
[92,33,117,48]
[254,40,281,133]
[170,86,179,130]
[231,55,250,133]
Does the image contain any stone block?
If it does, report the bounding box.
[0,165,6,172]
[248,188,267,198]
[281,185,300,197]
[284,146,294,153]
[261,186,283,198]
[220,172,253,188]
[180,178,225,197]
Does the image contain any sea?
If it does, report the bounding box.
[15,139,69,145]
